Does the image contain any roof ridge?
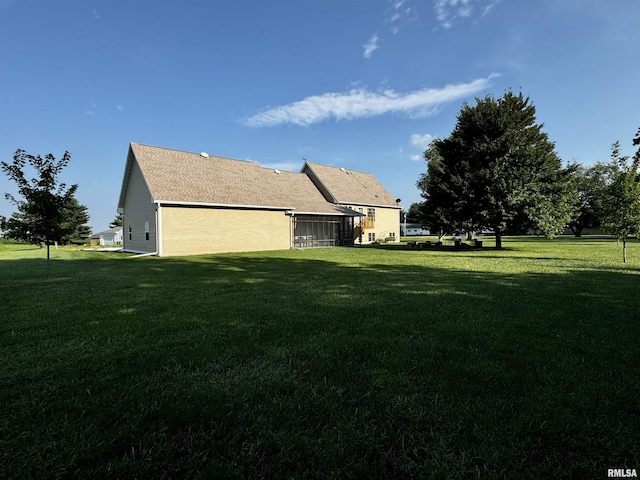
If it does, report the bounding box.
[305,160,374,176]
[131,142,261,166]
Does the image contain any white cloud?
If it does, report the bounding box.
[410,154,422,162]
[433,0,499,28]
[410,133,433,149]
[482,1,500,16]
[386,0,417,34]
[243,73,500,128]
[363,34,379,58]
[116,104,124,111]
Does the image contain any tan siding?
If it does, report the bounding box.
[161,207,291,256]
[373,207,401,242]
[122,161,157,253]
[349,205,400,244]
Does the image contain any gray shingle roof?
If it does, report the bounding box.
[122,143,360,215]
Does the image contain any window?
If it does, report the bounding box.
[389,232,395,239]
[368,232,376,242]
[144,221,150,241]
[128,225,132,241]
[367,208,375,219]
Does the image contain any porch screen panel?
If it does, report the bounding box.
[293,215,342,248]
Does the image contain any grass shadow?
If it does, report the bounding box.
[1,248,639,478]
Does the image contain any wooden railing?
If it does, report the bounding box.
[362,217,375,229]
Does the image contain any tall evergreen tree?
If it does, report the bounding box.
[60,196,91,242]
[418,92,575,248]
[110,213,123,228]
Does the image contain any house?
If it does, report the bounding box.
[403,223,430,236]
[117,143,401,256]
[90,227,123,246]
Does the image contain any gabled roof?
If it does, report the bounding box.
[118,143,360,215]
[91,227,122,239]
[302,161,400,208]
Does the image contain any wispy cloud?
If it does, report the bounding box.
[85,99,97,115]
[243,73,500,128]
[363,34,379,58]
[434,0,499,28]
[92,8,100,19]
[409,133,433,161]
[387,0,417,35]
[410,133,434,149]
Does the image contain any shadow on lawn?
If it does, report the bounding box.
[1,251,640,479]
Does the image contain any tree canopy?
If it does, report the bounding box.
[110,213,123,228]
[1,149,82,245]
[1,149,83,274]
[597,141,640,262]
[417,91,576,248]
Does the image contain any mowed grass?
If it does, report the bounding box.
[1,238,639,479]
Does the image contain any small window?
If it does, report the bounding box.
[128,225,132,241]
[368,232,376,242]
[144,221,150,241]
[367,208,375,219]
[389,232,396,239]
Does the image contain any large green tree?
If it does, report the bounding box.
[418,91,575,248]
[417,142,459,241]
[598,140,640,263]
[1,149,78,274]
[566,164,607,237]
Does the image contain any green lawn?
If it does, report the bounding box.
[1,238,639,479]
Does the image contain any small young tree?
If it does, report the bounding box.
[1,149,78,275]
[598,141,640,263]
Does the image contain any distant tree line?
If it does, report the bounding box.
[414,91,640,261]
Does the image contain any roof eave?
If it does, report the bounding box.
[335,200,402,209]
[155,200,294,211]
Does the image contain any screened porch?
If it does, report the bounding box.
[292,215,357,248]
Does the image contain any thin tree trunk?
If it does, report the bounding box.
[495,232,502,249]
[623,238,627,263]
[47,242,50,279]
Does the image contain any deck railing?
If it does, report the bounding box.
[362,217,375,229]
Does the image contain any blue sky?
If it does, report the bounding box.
[1,0,639,232]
